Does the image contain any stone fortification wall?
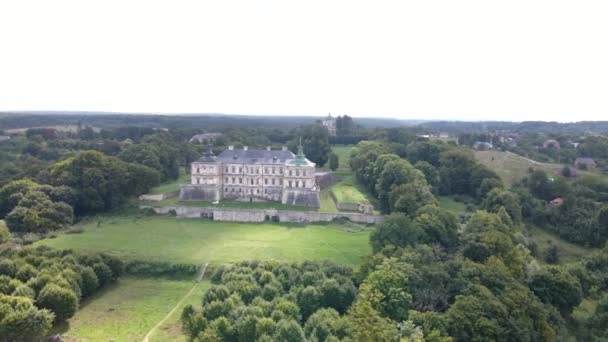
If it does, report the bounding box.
[281,189,320,208]
[139,190,179,202]
[179,185,220,201]
[143,205,383,224]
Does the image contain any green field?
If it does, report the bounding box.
[525,225,595,264]
[331,145,353,172]
[54,276,209,342]
[331,175,370,204]
[474,150,571,187]
[36,216,371,265]
[149,170,190,194]
[319,189,338,212]
[438,196,467,216]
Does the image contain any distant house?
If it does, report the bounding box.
[321,113,337,136]
[0,135,10,142]
[543,139,560,149]
[473,141,493,151]
[549,197,564,207]
[574,157,596,169]
[190,133,222,144]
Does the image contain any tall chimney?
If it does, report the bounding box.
[228,145,234,150]
[244,146,248,151]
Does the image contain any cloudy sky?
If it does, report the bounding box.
[1,0,607,121]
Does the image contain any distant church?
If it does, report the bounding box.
[179,144,320,207]
[322,113,337,136]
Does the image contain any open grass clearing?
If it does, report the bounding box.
[437,196,467,216]
[331,145,353,172]
[36,215,372,265]
[319,189,338,212]
[54,276,209,342]
[330,175,370,204]
[525,225,595,265]
[474,150,592,187]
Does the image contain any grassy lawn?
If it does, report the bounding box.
[438,196,467,216]
[474,150,577,187]
[331,145,353,172]
[149,170,190,195]
[150,280,211,342]
[151,197,314,211]
[319,189,338,212]
[331,175,369,204]
[54,276,209,342]
[36,215,371,265]
[525,225,595,264]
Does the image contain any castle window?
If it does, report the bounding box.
[265,178,268,185]
[272,178,275,185]
[196,168,200,173]
[296,170,300,176]
[251,179,254,185]
[288,181,292,187]
[225,178,228,183]
[197,178,200,184]
[239,167,242,173]
[231,166,235,173]
[225,167,228,172]
[256,189,260,194]
[265,167,268,174]
[239,178,242,184]
[280,168,283,174]
[224,188,227,192]
[272,167,275,174]
[289,170,292,176]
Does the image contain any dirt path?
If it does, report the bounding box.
[142,263,209,342]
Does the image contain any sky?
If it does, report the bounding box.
[1,0,607,122]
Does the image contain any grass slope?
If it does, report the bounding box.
[331,145,353,172]
[36,216,371,265]
[331,175,369,204]
[149,170,190,194]
[525,225,595,265]
[474,150,567,187]
[56,277,208,342]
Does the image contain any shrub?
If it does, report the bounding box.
[0,220,10,243]
[37,283,79,322]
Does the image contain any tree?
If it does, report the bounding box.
[414,161,440,193]
[370,213,424,252]
[37,283,79,322]
[275,319,306,342]
[438,149,476,195]
[414,205,459,248]
[290,124,331,167]
[528,266,582,314]
[389,180,437,217]
[0,221,10,244]
[0,294,54,341]
[359,261,412,321]
[297,286,321,320]
[328,153,339,171]
[79,267,99,297]
[528,170,553,200]
[376,159,424,213]
[346,300,398,342]
[0,179,38,216]
[482,189,522,224]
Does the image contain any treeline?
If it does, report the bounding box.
[0,247,123,341]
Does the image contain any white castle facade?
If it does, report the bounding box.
[179,145,320,207]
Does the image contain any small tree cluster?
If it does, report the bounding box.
[0,246,123,336]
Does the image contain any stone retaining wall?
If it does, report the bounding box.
[143,205,383,224]
[138,190,179,202]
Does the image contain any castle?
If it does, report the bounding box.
[322,113,337,136]
[179,144,320,207]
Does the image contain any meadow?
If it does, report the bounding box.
[54,276,210,342]
[474,150,569,186]
[331,145,353,172]
[36,215,372,265]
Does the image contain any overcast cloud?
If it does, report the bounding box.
[1,0,607,121]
